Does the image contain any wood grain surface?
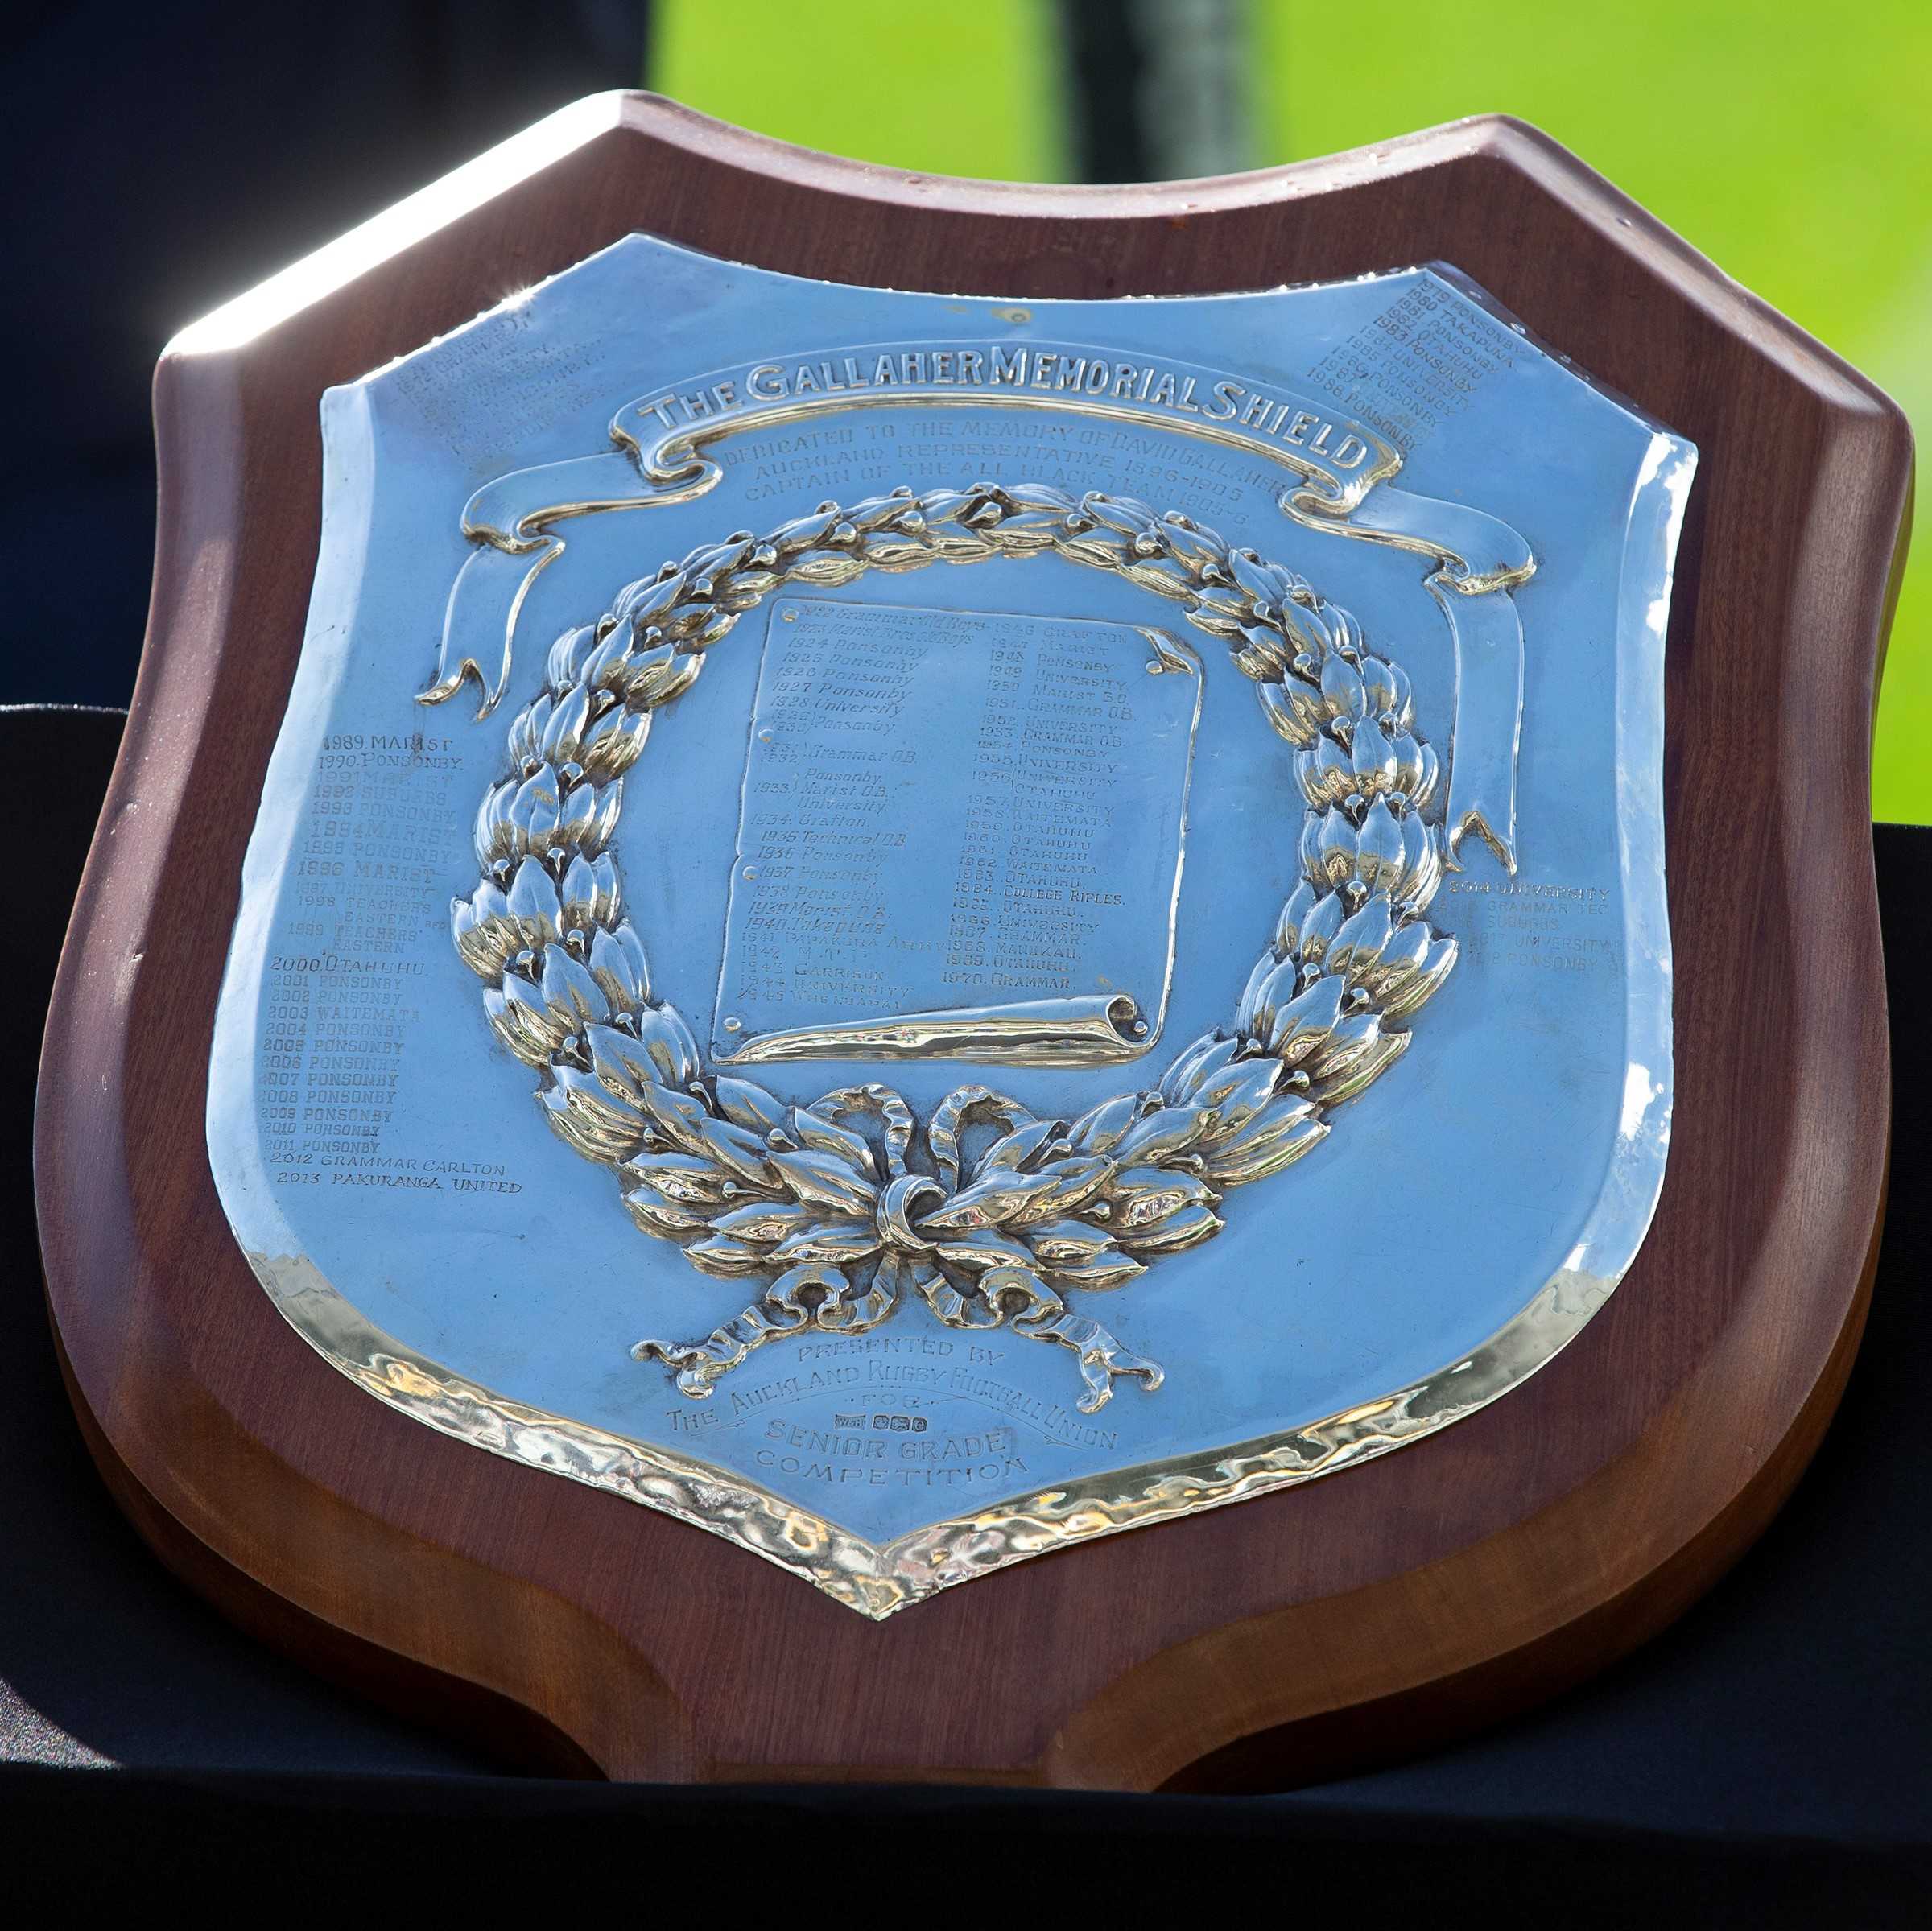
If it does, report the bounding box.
[34,97,1912,1787]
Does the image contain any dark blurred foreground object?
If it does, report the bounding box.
[29,98,1908,1788]
[0,2,644,709]
[6,706,1927,1919]
[1060,0,1258,180]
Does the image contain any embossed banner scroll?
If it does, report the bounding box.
[421,320,1538,874]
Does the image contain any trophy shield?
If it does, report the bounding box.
[206,236,1686,1614]
[38,97,1906,1785]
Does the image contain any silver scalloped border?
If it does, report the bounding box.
[248,1243,1619,1619]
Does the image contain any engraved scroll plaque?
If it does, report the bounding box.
[712,598,1200,1067]
[204,234,1694,1617]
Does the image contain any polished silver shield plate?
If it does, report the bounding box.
[208,237,1692,1616]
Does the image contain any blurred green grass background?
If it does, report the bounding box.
[657,1,1926,819]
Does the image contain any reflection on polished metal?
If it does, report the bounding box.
[207,237,1693,1613]
[437,481,1455,1413]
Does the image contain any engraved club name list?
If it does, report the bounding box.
[262,728,521,1200]
[712,598,1200,1065]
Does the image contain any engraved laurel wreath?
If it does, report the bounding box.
[448,481,1455,1413]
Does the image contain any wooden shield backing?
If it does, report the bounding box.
[35,96,1910,1787]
